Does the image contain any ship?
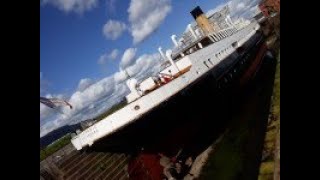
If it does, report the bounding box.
[70,5,270,159]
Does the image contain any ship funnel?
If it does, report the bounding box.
[187,24,198,40]
[158,47,167,60]
[165,50,180,73]
[171,35,179,47]
[190,6,215,35]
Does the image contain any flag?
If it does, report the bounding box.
[40,97,72,109]
[40,97,56,109]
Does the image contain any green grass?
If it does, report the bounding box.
[264,141,275,150]
[259,162,274,175]
[199,124,250,180]
[258,48,280,179]
[271,53,280,119]
[199,41,280,180]
[258,173,274,180]
[40,133,72,162]
[265,129,277,142]
[268,120,279,129]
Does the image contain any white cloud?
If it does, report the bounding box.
[206,2,231,16]
[98,49,120,64]
[77,78,94,91]
[40,50,165,137]
[40,116,70,137]
[40,75,119,137]
[102,20,127,40]
[98,55,107,65]
[128,0,172,44]
[109,49,119,59]
[40,103,55,121]
[236,2,246,10]
[124,53,162,83]
[207,0,262,19]
[69,77,114,112]
[114,70,129,82]
[41,0,99,14]
[40,121,57,137]
[120,48,137,69]
[40,93,66,129]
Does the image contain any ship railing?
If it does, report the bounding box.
[207,26,238,43]
[171,27,205,56]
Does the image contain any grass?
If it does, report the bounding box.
[264,141,275,150]
[265,129,277,142]
[259,162,274,175]
[199,122,250,180]
[258,45,280,178]
[199,33,280,179]
[258,173,274,180]
[270,52,280,120]
[40,133,72,162]
[258,162,275,180]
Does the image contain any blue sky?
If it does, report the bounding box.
[40,0,261,137]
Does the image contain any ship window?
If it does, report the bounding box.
[203,61,209,68]
[208,58,213,65]
[232,42,238,49]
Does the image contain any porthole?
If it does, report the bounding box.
[134,105,140,110]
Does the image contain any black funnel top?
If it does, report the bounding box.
[190,6,204,20]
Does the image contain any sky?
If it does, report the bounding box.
[40,0,262,137]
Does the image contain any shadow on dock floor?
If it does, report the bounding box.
[199,50,277,180]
